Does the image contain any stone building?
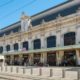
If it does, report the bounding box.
[0,0,80,66]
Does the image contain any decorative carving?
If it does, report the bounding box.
[21,12,31,32]
[28,32,32,39]
[49,32,52,36]
[42,19,45,24]
[56,29,61,33]
[56,14,62,28]
[56,14,62,20]
[35,35,38,39]
[21,12,30,20]
[40,28,45,37]
[28,23,32,30]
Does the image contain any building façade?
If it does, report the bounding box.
[0,0,80,66]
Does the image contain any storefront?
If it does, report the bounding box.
[13,55,19,65]
[61,50,77,66]
[47,52,56,66]
[33,53,41,65]
[5,56,11,65]
[22,54,29,66]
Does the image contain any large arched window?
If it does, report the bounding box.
[33,39,41,49]
[47,36,56,48]
[0,46,3,53]
[6,45,10,51]
[64,32,75,46]
[22,41,28,50]
[14,43,19,51]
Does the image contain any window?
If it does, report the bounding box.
[6,45,10,51]
[5,31,11,35]
[64,32,75,46]
[47,36,56,48]
[12,26,21,33]
[14,43,19,51]
[33,39,41,49]
[0,46,3,53]
[23,41,28,50]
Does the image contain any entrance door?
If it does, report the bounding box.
[22,54,29,66]
[33,53,41,65]
[5,56,10,65]
[47,52,56,66]
[63,51,76,66]
[14,55,19,65]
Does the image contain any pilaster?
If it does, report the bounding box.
[40,53,47,64]
[57,51,64,65]
[29,53,33,65]
[76,50,80,66]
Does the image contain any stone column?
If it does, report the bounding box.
[10,43,14,52]
[29,39,33,50]
[3,45,6,53]
[41,37,45,49]
[29,53,34,65]
[56,31,61,47]
[18,42,22,51]
[76,50,80,66]
[40,53,47,65]
[76,26,80,44]
[61,34,64,46]
[10,55,14,65]
[19,54,23,65]
[57,51,64,65]
[76,9,80,44]
[56,51,59,66]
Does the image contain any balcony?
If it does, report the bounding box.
[2,44,80,55]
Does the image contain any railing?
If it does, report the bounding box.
[0,66,79,80]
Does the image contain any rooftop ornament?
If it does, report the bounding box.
[56,14,62,20]
[21,12,30,20]
[41,19,45,25]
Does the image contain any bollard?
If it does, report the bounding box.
[1,66,3,72]
[62,69,65,78]
[11,66,13,72]
[0,66,1,71]
[16,67,19,73]
[31,68,33,75]
[78,69,80,80]
[50,68,53,77]
[5,66,7,72]
[39,68,42,76]
[23,68,25,74]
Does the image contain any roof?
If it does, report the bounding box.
[32,0,72,17]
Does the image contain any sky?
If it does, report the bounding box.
[0,0,67,29]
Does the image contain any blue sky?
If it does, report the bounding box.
[0,0,67,29]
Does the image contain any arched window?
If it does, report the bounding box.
[22,41,28,50]
[64,32,75,46]
[0,46,3,53]
[47,36,56,48]
[14,43,19,51]
[33,39,41,49]
[6,45,10,51]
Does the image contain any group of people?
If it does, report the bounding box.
[5,58,29,66]
[61,54,76,66]
[5,53,77,66]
